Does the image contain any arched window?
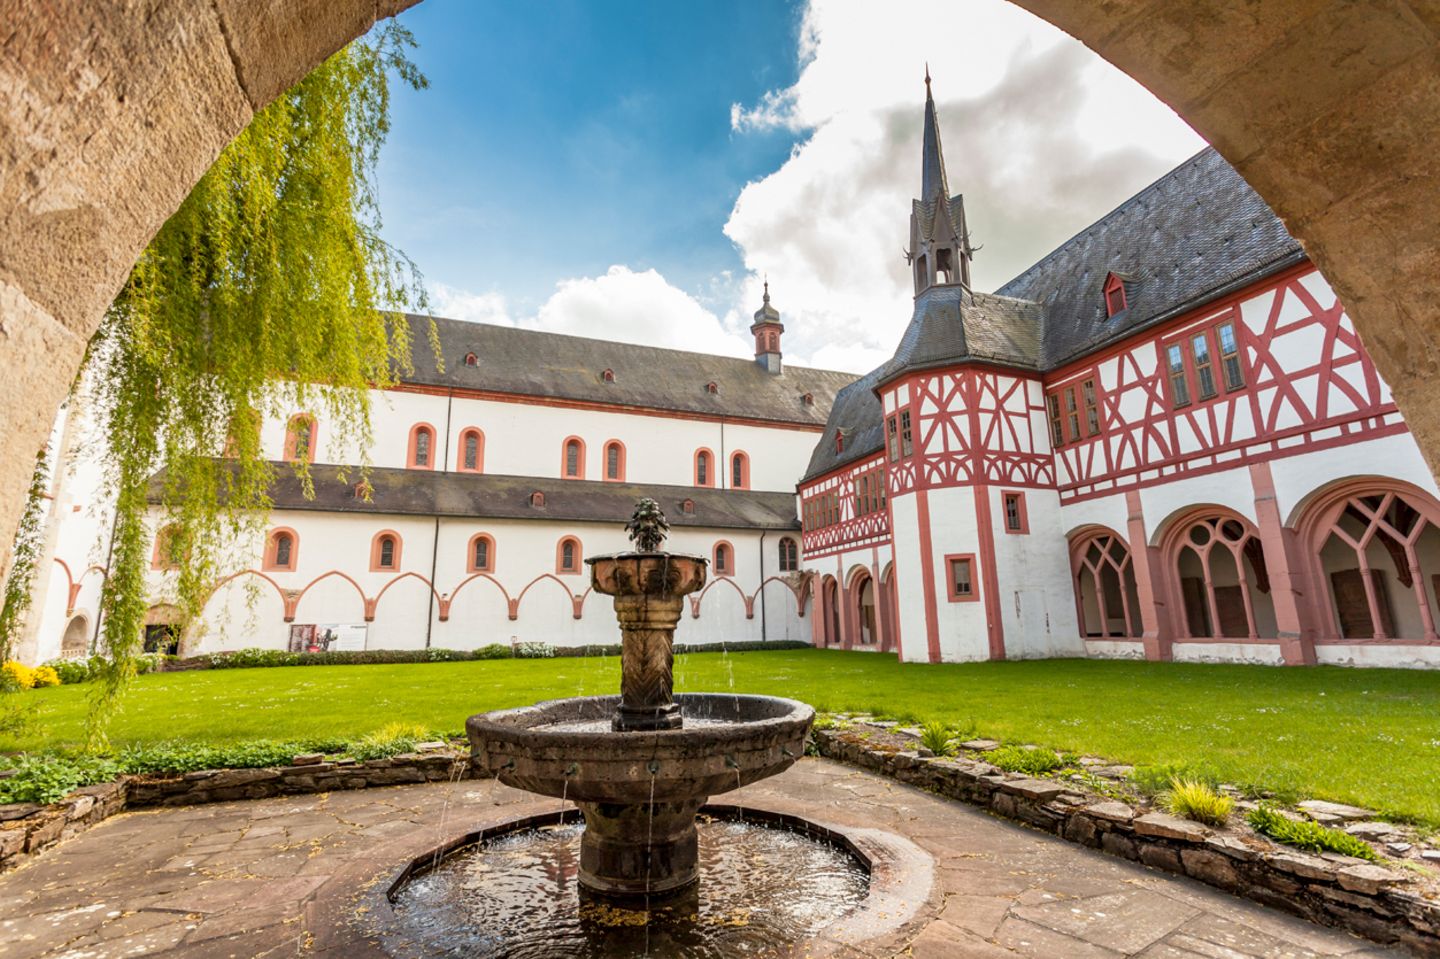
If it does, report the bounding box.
[408,424,436,469]
[262,527,299,572]
[284,414,315,463]
[370,531,402,571]
[694,449,713,487]
[151,524,182,570]
[562,437,585,479]
[530,490,546,508]
[603,440,626,482]
[705,381,719,395]
[730,451,749,490]
[61,615,89,657]
[464,352,478,367]
[713,541,734,576]
[601,368,615,383]
[1070,530,1141,638]
[557,536,582,574]
[778,536,799,572]
[1166,512,1274,640]
[467,533,495,573]
[1104,273,1128,317]
[1303,487,1440,641]
[458,428,484,473]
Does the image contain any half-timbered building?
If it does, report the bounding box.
[799,76,1440,669]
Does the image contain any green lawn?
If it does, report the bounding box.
[5,650,1438,826]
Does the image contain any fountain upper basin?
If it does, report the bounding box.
[467,693,813,804]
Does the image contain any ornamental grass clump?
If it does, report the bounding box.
[1163,778,1234,826]
[1247,803,1380,861]
[920,721,956,756]
[988,744,1063,776]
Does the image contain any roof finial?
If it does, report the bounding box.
[924,62,931,91]
[763,273,770,304]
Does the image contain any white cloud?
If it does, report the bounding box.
[723,0,1206,373]
[432,266,751,359]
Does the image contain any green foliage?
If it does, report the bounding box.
[512,642,554,659]
[1247,803,1380,861]
[349,721,432,760]
[0,446,49,664]
[42,659,92,685]
[83,23,431,749]
[920,721,956,756]
[1163,778,1234,826]
[474,644,514,660]
[118,739,338,775]
[0,753,119,805]
[1129,761,1220,798]
[988,745,1063,776]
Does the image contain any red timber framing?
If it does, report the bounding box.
[799,453,890,560]
[1045,264,1405,505]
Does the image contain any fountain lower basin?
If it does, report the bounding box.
[467,693,813,896]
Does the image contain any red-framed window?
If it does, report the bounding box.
[458,428,484,473]
[370,531,402,571]
[603,440,626,482]
[407,423,436,470]
[694,448,714,487]
[562,437,585,479]
[712,540,734,576]
[1047,378,1103,445]
[151,524,183,571]
[945,553,979,602]
[730,451,749,489]
[1001,491,1029,535]
[556,536,582,574]
[262,527,299,571]
[1046,394,1064,448]
[467,533,495,573]
[885,409,914,461]
[1162,315,1248,410]
[1103,273,1127,317]
[284,414,316,464]
[778,537,799,572]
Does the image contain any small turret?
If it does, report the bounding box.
[906,68,975,295]
[750,279,785,375]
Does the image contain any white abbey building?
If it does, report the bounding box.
[15,79,1440,669]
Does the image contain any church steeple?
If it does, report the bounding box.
[906,69,974,295]
[750,278,785,375]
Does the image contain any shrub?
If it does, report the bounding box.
[350,721,433,761]
[0,753,120,805]
[1247,804,1380,861]
[2,661,35,689]
[30,665,60,688]
[42,658,91,685]
[920,721,956,756]
[1163,778,1234,826]
[988,745,1063,776]
[513,642,554,659]
[474,643,514,660]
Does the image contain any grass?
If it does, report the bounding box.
[988,744,1065,776]
[1248,804,1381,860]
[2,650,1437,826]
[1163,779,1235,826]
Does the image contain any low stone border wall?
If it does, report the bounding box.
[812,728,1439,954]
[0,749,472,873]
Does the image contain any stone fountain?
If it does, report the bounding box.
[466,498,814,897]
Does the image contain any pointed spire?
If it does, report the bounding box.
[762,275,770,305]
[921,67,949,203]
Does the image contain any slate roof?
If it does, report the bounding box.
[219,465,801,531]
[998,147,1304,369]
[803,147,1307,482]
[397,315,854,428]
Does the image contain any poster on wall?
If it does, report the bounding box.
[287,624,369,652]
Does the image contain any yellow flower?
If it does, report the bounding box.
[2,660,36,689]
[31,665,60,688]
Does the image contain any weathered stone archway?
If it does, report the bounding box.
[2,0,1437,563]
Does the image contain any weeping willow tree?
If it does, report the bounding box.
[83,23,435,748]
[0,446,50,666]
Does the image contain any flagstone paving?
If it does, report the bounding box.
[0,758,1401,958]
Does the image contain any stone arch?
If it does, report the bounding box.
[4,1,1440,570]
[819,574,840,648]
[1067,524,1142,640]
[60,614,90,658]
[1291,476,1440,643]
[848,566,877,647]
[1156,506,1276,642]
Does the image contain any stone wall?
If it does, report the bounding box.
[813,729,1440,954]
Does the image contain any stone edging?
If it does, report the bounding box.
[811,728,1439,955]
[0,750,471,873]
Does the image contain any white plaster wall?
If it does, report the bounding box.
[889,493,930,663]
[922,486,990,663]
[1270,432,1439,526]
[986,488,1083,658]
[1314,645,1440,669]
[260,388,816,493]
[1084,640,1145,659]
[1139,466,1258,545]
[1057,492,1130,541]
[1172,643,1284,666]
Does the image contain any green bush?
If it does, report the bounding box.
[349,722,432,761]
[0,753,120,805]
[474,644,514,660]
[512,642,554,659]
[1129,762,1220,798]
[920,721,956,756]
[1163,778,1234,826]
[1247,803,1380,860]
[41,658,92,685]
[988,745,1064,776]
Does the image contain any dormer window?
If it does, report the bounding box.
[834,431,845,454]
[1103,273,1128,317]
[353,480,373,501]
[681,498,695,515]
[601,368,615,383]
[705,381,718,395]
[801,392,814,407]
[464,352,478,367]
[530,491,546,509]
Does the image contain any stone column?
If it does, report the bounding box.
[613,591,685,732]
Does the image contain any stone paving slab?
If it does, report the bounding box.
[0,759,1402,958]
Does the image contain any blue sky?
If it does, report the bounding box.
[379,0,806,316]
[375,0,1204,372]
